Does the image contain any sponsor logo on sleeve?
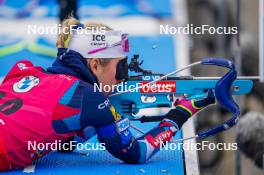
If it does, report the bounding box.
[116,118,130,132]
[145,130,173,148]
[98,99,111,109]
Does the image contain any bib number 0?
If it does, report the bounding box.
[0,91,23,115]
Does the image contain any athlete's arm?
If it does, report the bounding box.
[81,87,215,164]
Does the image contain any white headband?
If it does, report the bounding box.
[67,30,128,59]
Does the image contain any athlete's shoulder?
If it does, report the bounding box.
[10,60,34,72]
[2,60,43,84]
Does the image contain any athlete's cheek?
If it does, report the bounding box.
[99,68,116,88]
[106,62,119,85]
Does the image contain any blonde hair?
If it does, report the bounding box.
[57,17,113,48]
[57,17,114,65]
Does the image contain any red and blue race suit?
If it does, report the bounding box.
[0,48,214,171]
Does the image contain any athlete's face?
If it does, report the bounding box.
[88,58,124,95]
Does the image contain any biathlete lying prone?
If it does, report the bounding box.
[0,18,215,171]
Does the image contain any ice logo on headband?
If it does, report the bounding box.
[90,34,107,47]
[92,34,106,42]
[68,30,129,59]
[88,33,129,55]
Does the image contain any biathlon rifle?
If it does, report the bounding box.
[109,55,253,139]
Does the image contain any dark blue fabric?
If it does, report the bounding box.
[97,123,117,138]
[47,48,98,84]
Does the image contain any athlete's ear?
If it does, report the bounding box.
[87,58,103,77]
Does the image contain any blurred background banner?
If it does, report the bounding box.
[0,0,172,18]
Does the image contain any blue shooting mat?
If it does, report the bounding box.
[0,0,172,18]
[0,35,185,175]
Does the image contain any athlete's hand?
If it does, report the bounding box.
[173,90,215,117]
[164,90,215,128]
